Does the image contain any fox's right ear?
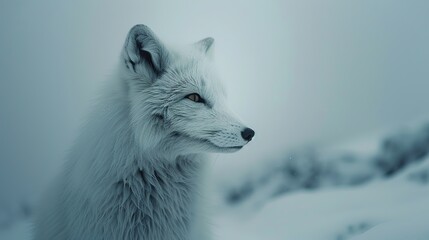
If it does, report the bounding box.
[123,25,170,80]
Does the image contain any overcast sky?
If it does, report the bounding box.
[1,0,429,205]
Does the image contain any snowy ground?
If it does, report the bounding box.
[1,125,429,240]
[213,158,429,240]
[210,124,429,239]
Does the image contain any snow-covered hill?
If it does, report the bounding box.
[209,123,429,239]
[213,157,429,240]
[214,123,429,209]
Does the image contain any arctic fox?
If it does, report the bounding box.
[33,24,254,240]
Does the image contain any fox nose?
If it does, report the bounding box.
[241,128,255,141]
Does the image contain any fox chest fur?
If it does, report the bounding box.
[65,157,201,240]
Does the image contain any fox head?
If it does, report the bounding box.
[120,25,254,156]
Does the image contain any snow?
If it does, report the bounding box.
[354,216,429,240]
[213,159,429,240]
[209,124,429,240]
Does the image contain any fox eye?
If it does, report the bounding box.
[185,93,205,103]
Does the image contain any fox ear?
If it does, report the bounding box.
[123,25,169,78]
[194,37,214,54]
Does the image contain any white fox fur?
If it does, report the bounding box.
[33,25,254,240]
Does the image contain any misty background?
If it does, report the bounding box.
[1,0,429,239]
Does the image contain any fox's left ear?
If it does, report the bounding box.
[123,25,170,80]
[194,37,214,57]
